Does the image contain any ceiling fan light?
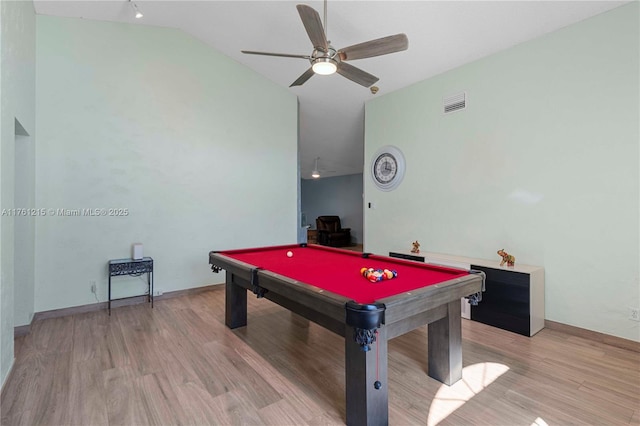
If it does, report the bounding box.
[312,58,337,75]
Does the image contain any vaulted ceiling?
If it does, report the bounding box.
[34,1,628,179]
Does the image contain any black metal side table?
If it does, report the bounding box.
[108,257,154,315]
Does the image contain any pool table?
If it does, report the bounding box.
[209,244,484,426]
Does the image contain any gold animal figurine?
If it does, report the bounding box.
[497,249,515,267]
[411,241,421,253]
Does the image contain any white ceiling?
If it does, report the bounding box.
[34,0,628,179]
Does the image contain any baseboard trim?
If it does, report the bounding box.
[545,320,639,352]
[32,283,223,322]
[22,286,637,353]
[14,323,31,338]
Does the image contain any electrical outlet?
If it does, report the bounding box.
[154,289,163,296]
[630,308,640,322]
[90,280,97,294]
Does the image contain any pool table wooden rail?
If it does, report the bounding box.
[241,269,351,336]
[211,251,351,335]
[211,250,482,339]
[379,274,482,327]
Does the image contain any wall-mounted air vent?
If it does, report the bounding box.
[443,92,466,114]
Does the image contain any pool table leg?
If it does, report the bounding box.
[225,274,247,329]
[428,299,463,385]
[345,326,388,426]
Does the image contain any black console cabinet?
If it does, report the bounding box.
[389,250,545,336]
[470,265,533,336]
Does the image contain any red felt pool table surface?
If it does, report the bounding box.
[217,244,470,304]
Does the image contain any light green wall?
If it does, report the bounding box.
[0,0,37,386]
[365,3,639,341]
[13,128,35,329]
[35,16,297,312]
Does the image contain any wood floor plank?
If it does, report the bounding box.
[257,398,310,425]
[578,380,640,412]
[68,358,109,426]
[205,387,264,425]
[268,346,346,419]
[201,340,283,409]
[138,372,188,425]
[103,310,132,370]
[502,376,635,425]
[306,411,347,426]
[174,382,232,425]
[2,286,639,426]
[116,307,165,377]
[29,315,74,354]
[0,352,43,422]
[150,326,205,389]
[234,343,328,421]
[162,305,224,345]
[71,310,101,363]
[103,366,149,426]
[173,381,226,425]
[30,351,72,426]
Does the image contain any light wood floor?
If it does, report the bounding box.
[2,287,639,425]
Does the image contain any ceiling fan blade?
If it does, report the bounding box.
[296,4,328,51]
[337,62,379,87]
[338,34,408,61]
[242,50,310,60]
[290,68,315,87]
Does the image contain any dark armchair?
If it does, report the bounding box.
[316,216,352,247]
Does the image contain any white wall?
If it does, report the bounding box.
[35,16,298,311]
[0,0,37,386]
[364,3,639,341]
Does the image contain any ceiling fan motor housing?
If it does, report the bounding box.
[311,47,338,74]
[312,46,337,60]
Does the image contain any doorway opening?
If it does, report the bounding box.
[13,118,35,328]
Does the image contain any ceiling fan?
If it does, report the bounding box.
[241,1,408,88]
[310,157,336,178]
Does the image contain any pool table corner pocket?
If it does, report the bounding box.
[345,301,385,352]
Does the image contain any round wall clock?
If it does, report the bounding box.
[370,145,406,191]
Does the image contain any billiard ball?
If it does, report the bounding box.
[286,251,293,257]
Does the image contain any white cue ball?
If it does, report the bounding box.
[287,251,293,257]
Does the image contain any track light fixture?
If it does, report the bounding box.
[129,0,143,19]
